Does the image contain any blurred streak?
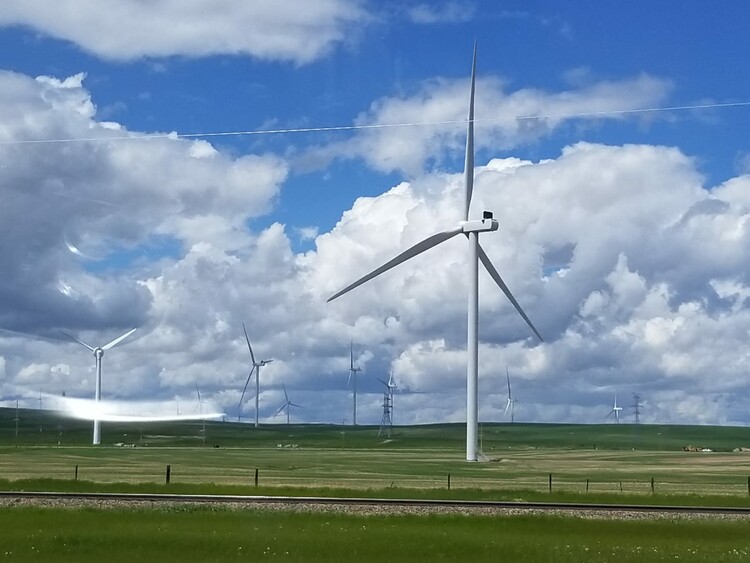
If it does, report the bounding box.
[64,234,103,261]
[57,395,224,422]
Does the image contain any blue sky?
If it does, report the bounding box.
[1,1,750,429]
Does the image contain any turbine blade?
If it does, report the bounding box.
[274,403,287,417]
[59,330,96,352]
[195,384,202,403]
[237,366,257,416]
[350,338,354,371]
[377,377,389,387]
[242,322,257,365]
[478,244,543,341]
[102,328,137,351]
[327,226,463,302]
[290,402,303,409]
[504,398,511,416]
[506,368,512,397]
[283,384,289,402]
[464,42,477,221]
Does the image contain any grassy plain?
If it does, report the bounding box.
[1,407,750,499]
[1,505,749,562]
[3,409,750,561]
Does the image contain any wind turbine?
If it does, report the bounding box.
[196,384,206,445]
[327,46,542,461]
[607,393,623,424]
[348,339,361,426]
[274,384,302,424]
[504,366,518,423]
[238,322,273,427]
[61,327,137,445]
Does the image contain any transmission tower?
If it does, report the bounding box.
[631,393,643,424]
[378,368,397,438]
[378,391,393,438]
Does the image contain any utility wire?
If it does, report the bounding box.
[1,100,749,146]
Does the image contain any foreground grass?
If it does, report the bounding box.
[0,505,748,562]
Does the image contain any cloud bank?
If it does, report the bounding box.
[1,69,749,428]
[0,0,370,64]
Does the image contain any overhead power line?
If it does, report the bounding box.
[0,100,749,147]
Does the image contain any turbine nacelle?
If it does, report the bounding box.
[459,213,498,234]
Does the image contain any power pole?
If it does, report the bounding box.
[378,391,392,438]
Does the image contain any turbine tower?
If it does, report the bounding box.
[348,339,361,426]
[274,384,302,424]
[504,366,518,423]
[61,328,137,445]
[377,367,397,438]
[327,46,543,461]
[606,393,623,423]
[238,322,273,427]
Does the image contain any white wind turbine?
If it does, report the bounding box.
[327,46,542,461]
[504,366,518,423]
[238,322,273,427]
[274,384,303,424]
[607,393,623,423]
[348,339,361,426]
[61,327,137,445]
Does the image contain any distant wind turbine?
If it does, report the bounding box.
[238,322,273,427]
[274,384,302,424]
[348,339,361,426]
[504,366,518,423]
[607,393,623,424]
[327,45,543,461]
[196,384,206,445]
[61,328,137,445]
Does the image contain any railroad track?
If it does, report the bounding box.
[1,491,749,516]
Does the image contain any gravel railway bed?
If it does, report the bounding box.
[1,492,749,520]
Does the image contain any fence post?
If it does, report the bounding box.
[165,464,171,484]
[586,478,589,492]
[747,476,749,496]
[74,465,78,481]
[619,481,623,493]
[254,468,259,487]
[650,477,654,494]
[549,473,552,493]
[447,473,451,490]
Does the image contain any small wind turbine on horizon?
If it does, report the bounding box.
[327,45,543,461]
[61,327,137,445]
[504,366,518,423]
[607,393,623,424]
[196,384,206,445]
[274,384,302,424]
[348,339,361,426]
[238,322,273,427]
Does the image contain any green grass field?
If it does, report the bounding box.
[2,407,750,500]
[1,505,749,562]
[2,407,750,498]
[3,408,750,561]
